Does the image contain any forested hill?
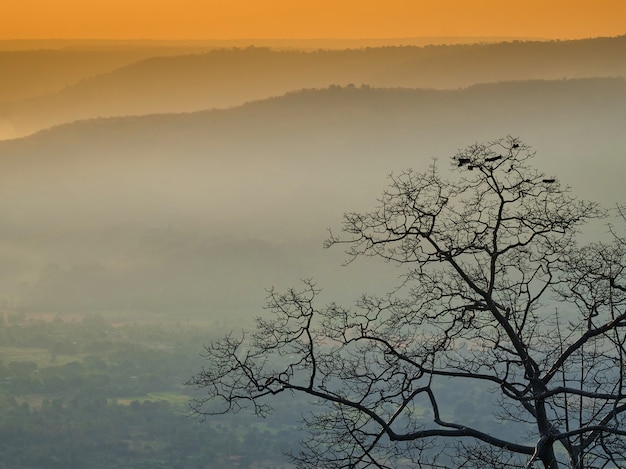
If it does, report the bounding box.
[2,78,624,175]
[0,78,624,316]
[0,36,539,102]
[1,35,625,139]
[1,78,624,218]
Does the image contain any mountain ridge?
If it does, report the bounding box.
[1,35,625,140]
[3,77,624,147]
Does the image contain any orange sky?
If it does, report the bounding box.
[1,0,625,40]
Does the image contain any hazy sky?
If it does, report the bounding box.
[2,0,625,40]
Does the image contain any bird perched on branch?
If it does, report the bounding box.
[485,155,503,163]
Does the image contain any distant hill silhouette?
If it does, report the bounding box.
[0,46,221,103]
[1,35,625,139]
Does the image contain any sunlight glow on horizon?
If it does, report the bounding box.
[1,0,625,41]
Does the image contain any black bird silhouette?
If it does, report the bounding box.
[512,143,520,149]
[485,155,502,162]
[542,178,556,183]
[457,157,471,166]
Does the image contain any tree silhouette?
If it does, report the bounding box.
[189,137,626,469]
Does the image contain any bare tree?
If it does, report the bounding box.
[188,137,626,468]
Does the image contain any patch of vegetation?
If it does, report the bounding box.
[0,312,303,468]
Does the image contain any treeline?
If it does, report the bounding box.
[0,314,302,468]
[0,395,299,468]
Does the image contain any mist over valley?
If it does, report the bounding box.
[0,75,624,320]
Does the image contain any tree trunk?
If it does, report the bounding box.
[539,442,559,469]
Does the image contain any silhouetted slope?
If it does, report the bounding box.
[0,46,221,103]
[2,78,624,202]
[0,78,624,315]
[1,35,625,139]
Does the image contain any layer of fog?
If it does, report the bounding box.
[0,79,624,324]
